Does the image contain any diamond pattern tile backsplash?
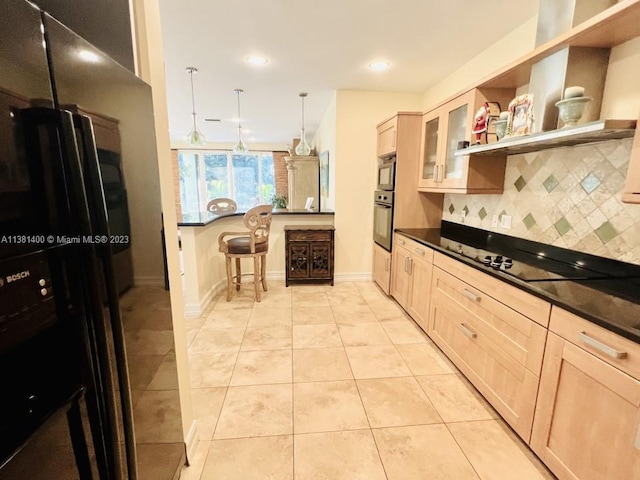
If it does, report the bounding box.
[442,138,640,265]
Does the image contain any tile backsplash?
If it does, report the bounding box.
[442,138,640,265]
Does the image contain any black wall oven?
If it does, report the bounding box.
[377,157,395,191]
[373,190,394,251]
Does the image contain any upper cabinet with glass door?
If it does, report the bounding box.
[418,88,514,194]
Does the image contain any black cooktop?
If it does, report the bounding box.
[438,238,612,282]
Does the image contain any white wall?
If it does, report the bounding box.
[421,15,538,110]
[601,36,640,119]
[313,92,337,211]
[333,90,421,278]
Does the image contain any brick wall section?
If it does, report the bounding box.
[171,149,182,221]
[273,151,289,198]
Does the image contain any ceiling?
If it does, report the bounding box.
[159,0,539,147]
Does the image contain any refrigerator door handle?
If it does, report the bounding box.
[73,113,139,480]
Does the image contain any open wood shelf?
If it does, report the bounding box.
[455,120,637,157]
[476,0,640,89]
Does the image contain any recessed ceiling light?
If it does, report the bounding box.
[246,55,268,65]
[369,61,390,72]
[78,49,100,63]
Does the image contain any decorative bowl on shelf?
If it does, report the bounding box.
[555,96,592,128]
[493,119,508,140]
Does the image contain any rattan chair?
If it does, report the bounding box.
[207,197,238,215]
[218,205,273,302]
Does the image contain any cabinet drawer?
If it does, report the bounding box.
[287,231,332,242]
[429,285,542,441]
[434,252,551,327]
[549,307,640,381]
[394,234,434,262]
[432,266,547,376]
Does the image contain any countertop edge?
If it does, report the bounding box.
[178,210,335,227]
[395,228,640,344]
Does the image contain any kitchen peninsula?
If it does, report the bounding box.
[178,209,334,316]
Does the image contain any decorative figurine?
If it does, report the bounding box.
[472,102,490,144]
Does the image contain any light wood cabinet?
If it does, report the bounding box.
[377,116,398,158]
[531,307,640,480]
[428,253,549,441]
[390,233,434,332]
[417,88,513,194]
[372,242,391,294]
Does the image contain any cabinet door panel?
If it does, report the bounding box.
[407,254,432,332]
[390,246,411,309]
[377,117,397,157]
[418,109,441,189]
[531,333,640,480]
[310,243,331,278]
[372,243,391,295]
[288,244,309,279]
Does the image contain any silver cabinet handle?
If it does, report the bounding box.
[458,323,477,339]
[385,258,389,272]
[463,288,480,302]
[415,247,425,256]
[577,332,627,359]
[434,164,440,183]
[407,258,413,275]
[404,257,409,273]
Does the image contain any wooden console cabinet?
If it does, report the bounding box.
[284,225,335,286]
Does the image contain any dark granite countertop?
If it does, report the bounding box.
[178,209,335,227]
[396,223,640,343]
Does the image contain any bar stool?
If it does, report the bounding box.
[206,197,237,214]
[218,205,273,302]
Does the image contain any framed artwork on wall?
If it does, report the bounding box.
[319,150,329,211]
[505,94,534,138]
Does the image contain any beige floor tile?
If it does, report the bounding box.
[202,308,251,328]
[147,352,180,390]
[396,343,457,375]
[185,328,198,349]
[189,353,237,388]
[373,424,479,480]
[325,282,359,294]
[248,306,292,326]
[448,420,555,480]
[294,430,387,480]
[293,324,342,348]
[291,284,327,293]
[381,319,429,344]
[179,440,210,480]
[125,329,175,356]
[241,325,292,351]
[293,380,369,433]
[136,443,184,480]
[291,291,330,307]
[338,322,391,346]
[133,390,184,443]
[292,306,335,324]
[214,384,293,439]
[189,327,245,354]
[331,304,378,323]
[212,295,255,310]
[328,293,368,308]
[230,349,292,385]
[191,387,227,440]
[253,292,291,307]
[293,347,353,382]
[357,377,442,428]
[367,299,409,321]
[345,345,412,379]
[201,435,293,480]
[127,354,164,390]
[417,374,499,422]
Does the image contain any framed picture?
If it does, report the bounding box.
[319,150,330,211]
[505,94,534,138]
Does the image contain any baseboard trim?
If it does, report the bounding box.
[183,279,226,316]
[334,272,374,282]
[184,420,199,465]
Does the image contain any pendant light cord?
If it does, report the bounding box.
[188,67,198,131]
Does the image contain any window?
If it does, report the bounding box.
[177,150,275,214]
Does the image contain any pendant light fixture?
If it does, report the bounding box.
[185,67,206,146]
[295,92,311,156]
[233,88,249,153]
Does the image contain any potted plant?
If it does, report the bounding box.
[271,194,288,211]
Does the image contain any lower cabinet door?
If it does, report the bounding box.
[407,254,432,333]
[288,243,310,279]
[428,281,543,441]
[310,243,331,278]
[390,246,411,309]
[530,332,640,480]
[372,243,391,294]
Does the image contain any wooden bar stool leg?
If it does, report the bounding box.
[261,254,268,291]
[225,255,233,301]
[253,255,261,302]
[235,258,241,291]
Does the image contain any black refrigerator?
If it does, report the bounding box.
[0,1,184,479]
